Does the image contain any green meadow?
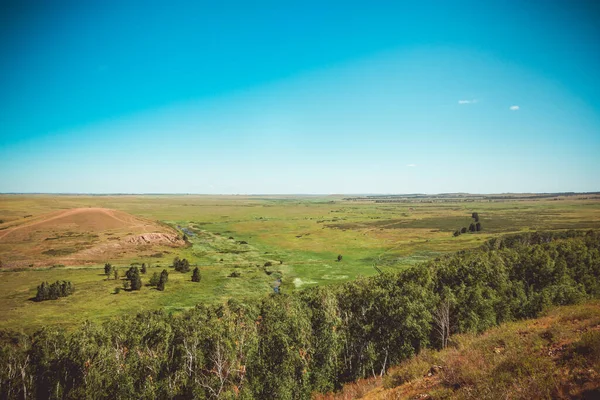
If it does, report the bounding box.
[1,194,600,332]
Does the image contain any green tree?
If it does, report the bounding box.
[173,257,190,272]
[141,263,147,274]
[160,269,169,284]
[157,274,166,291]
[191,267,201,282]
[104,263,112,277]
[149,272,160,286]
[469,223,476,232]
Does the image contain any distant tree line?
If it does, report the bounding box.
[3,230,599,399]
[35,281,74,302]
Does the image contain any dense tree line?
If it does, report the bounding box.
[2,230,599,399]
[35,280,74,302]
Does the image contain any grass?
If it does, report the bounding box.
[1,194,600,332]
[319,300,600,399]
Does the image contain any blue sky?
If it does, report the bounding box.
[1,0,599,194]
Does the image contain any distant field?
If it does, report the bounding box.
[1,193,600,332]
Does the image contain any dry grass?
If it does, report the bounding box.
[322,301,600,399]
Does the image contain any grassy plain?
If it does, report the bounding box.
[1,194,600,332]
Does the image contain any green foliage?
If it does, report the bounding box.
[140,263,147,274]
[104,263,112,276]
[3,230,600,399]
[191,267,201,282]
[148,272,160,286]
[35,280,74,301]
[173,257,190,272]
[126,266,142,290]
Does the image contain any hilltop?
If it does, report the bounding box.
[0,207,184,268]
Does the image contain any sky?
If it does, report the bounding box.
[1,0,599,194]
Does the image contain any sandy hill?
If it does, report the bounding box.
[0,208,185,267]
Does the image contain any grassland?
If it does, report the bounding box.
[1,193,600,332]
[317,300,600,399]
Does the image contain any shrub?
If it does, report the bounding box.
[229,271,241,278]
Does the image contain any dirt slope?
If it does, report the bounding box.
[0,208,184,267]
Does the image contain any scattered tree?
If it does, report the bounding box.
[35,281,74,301]
[104,263,112,277]
[173,257,190,272]
[469,223,476,232]
[472,212,479,222]
[157,274,166,291]
[126,266,142,290]
[192,267,201,282]
[149,272,160,286]
[453,230,461,237]
[476,222,482,231]
[113,268,119,281]
[141,263,147,274]
[337,254,343,262]
[160,269,169,284]
[461,227,467,234]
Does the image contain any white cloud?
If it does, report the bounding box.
[458,99,478,104]
[407,164,417,167]
[509,105,520,111]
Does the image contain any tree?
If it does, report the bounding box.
[35,281,50,302]
[192,267,201,282]
[104,263,112,277]
[453,230,461,237]
[35,281,74,301]
[337,254,343,262]
[141,263,147,274]
[160,269,169,284]
[113,268,119,281]
[469,223,476,232]
[476,222,482,232]
[157,274,166,291]
[461,227,467,234]
[126,266,142,290]
[472,212,479,222]
[173,257,190,272]
[433,297,452,349]
[149,272,160,286]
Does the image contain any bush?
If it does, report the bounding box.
[228,271,241,278]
